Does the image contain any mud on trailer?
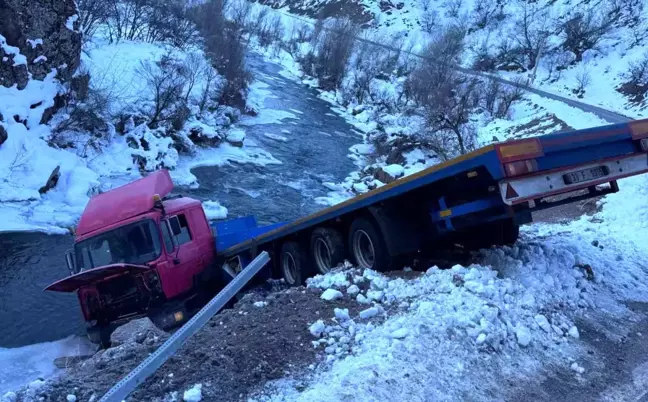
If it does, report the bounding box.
[45,118,648,345]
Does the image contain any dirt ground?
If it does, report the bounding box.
[18,286,368,402]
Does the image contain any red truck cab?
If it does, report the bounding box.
[45,170,216,344]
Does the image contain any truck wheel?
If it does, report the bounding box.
[87,324,112,349]
[348,217,390,272]
[310,228,345,275]
[280,241,308,286]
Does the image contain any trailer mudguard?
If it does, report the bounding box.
[367,205,423,257]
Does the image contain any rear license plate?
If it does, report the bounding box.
[563,166,609,185]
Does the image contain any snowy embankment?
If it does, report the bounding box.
[0,36,285,234]
[0,337,94,398]
[252,174,648,401]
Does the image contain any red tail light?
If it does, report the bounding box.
[504,159,538,177]
[630,119,648,140]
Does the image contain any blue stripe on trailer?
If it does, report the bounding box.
[220,146,502,257]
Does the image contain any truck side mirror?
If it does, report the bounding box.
[169,216,182,236]
[65,250,76,275]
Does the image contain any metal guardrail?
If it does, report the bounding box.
[99,251,271,402]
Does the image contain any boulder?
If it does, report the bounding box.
[38,165,60,194]
[110,318,167,347]
[0,124,7,146]
[374,164,404,184]
[0,0,81,88]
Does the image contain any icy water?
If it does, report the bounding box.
[0,54,360,347]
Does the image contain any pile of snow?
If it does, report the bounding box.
[183,384,202,402]
[202,200,228,220]
[255,172,648,400]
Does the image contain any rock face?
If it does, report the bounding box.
[0,124,7,146]
[0,0,81,90]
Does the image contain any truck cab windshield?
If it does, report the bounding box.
[75,219,162,271]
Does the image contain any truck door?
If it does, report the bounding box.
[160,213,199,298]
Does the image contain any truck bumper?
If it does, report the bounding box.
[499,153,648,205]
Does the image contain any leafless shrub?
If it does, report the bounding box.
[77,0,110,38]
[496,79,524,118]
[345,38,401,104]
[472,36,497,71]
[408,26,478,155]
[618,54,648,104]
[561,5,620,62]
[258,15,284,49]
[420,0,439,33]
[472,0,505,30]
[509,1,551,71]
[482,79,502,114]
[103,0,197,48]
[136,54,190,128]
[312,18,359,90]
[445,0,463,19]
[192,0,252,107]
[228,0,253,31]
[573,66,592,97]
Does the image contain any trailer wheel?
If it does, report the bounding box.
[349,217,390,272]
[280,241,308,286]
[310,228,345,275]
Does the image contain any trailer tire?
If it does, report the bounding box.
[310,228,345,275]
[280,241,308,287]
[349,217,391,272]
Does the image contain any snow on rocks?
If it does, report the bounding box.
[66,395,77,402]
[253,301,268,308]
[183,384,202,402]
[346,285,360,295]
[334,308,350,322]
[568,326,580,339]
[571,362,585,374]
[359,306,381,320]
[202,200,228,220]
[309,320,326,337]
[320,289,343,301]
[516,326,532,347]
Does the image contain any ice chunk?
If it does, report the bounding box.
[356,294,370,304]
[67,395,77,402]
[309,320,326,337]
[367,290,384,302]
[571,362,585,374]
[476,333,487,344]
[334,308,350,321]
[391,328,408,339]
[516,326,532,347]
[347,285,360,295]
[202,200,228,220]
[359,307,380,319]
[568,326,580,339]
[183,384,202,402]
[382,164,405,178]
[2,392,17,402]
[321,289,343,301]
[534,315,551,332]
[253,301,267,308]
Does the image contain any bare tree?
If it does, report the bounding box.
[445,0,463,19]
[472,0,504,30]
[420,0,439,33]
[136,54,189,127]
[192,0,252,107]
[496,79,524,118]
[312,18,359,90]
[574,66,592,97]
[509,0,551,71]
[619,53,648,103]
[482,79,502,114]
[77,0,110,38]
[561,5,620,62]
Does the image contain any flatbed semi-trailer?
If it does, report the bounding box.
[46,118,648,346]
